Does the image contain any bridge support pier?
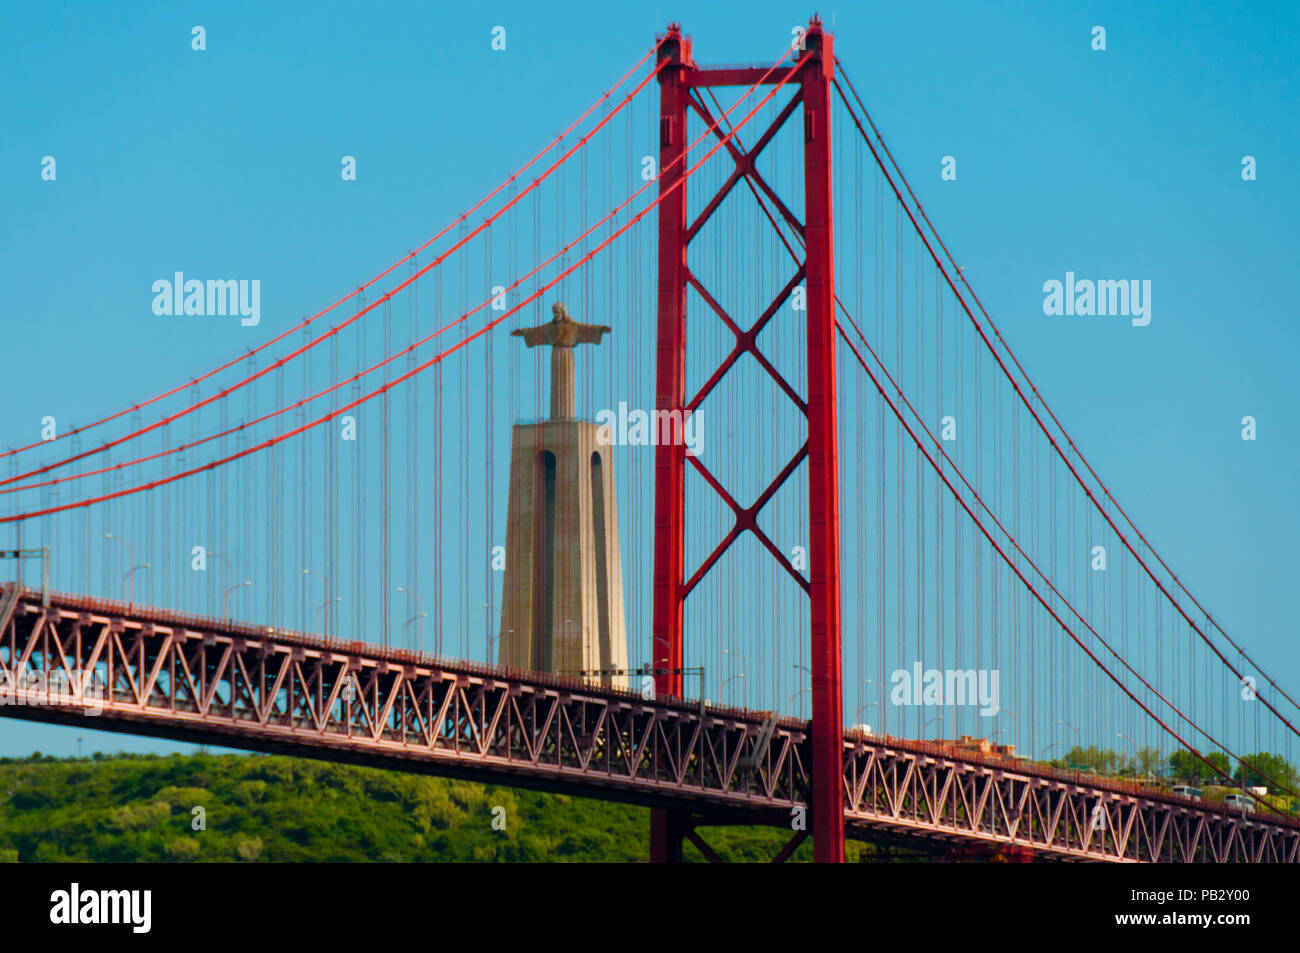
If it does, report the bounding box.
[649,809,685,863]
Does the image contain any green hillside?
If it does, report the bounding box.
[0,751,888,863]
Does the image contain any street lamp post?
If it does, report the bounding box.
[396,588,427,652]
[855,700,879,722]
[720,672,745,696]
[862,677,886,734]
[993,706,1018,750]
[204,552,234,616]
[402,608,428,646]
[105,534,149,609]
[122,561,151,612]
[302,568,332,635]
[790,664,812,717]
[722,647,746,676]
[720,649,746,705]
[315,597,341,629]
[222,581,252,623]
[481,600,499,663]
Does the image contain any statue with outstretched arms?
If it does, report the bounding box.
[511,303,611,419]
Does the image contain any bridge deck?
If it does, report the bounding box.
[1,586,1295,863]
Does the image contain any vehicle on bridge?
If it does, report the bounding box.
[1224,793,1257,815]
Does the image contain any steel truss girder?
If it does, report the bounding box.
[841,739,1300,863]
[0,589,807,816]
[2,587,1294,863]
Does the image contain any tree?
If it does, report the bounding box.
[1135,747,1162,778]
[1168,749,1231,783]
[1065,745,1121,774]
[1234,752,1296,792]
[1206,752,1232,779]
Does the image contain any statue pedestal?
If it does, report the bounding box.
[497,419,629,690]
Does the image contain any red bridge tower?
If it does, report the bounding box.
[650,17,845,863]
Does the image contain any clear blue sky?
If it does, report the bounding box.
[1,0,1296,756]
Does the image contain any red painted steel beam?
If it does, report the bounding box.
[683,90,802,244]
[684,447,811,596]
[688,94,805,239]
[684,266,807,413]
[650,23,694,865]
[771,830,809,863]
[799,18,846,864]
[686,66,791,88]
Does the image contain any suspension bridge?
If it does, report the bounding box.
[2,19,1297,863]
